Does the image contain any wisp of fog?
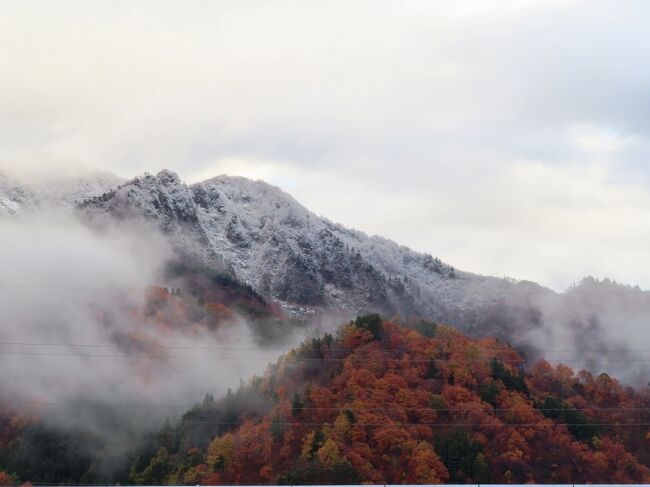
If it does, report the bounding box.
[0,213,293,436]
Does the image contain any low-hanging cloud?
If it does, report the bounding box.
[466,278,650,386]
[0,213,294,436]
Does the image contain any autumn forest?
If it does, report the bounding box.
[2,307,650,485]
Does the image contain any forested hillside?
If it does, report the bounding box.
[2,316,650,484]
[122,316,650,485]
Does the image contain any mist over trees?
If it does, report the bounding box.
[120,318,650,484]
[5,316,647,484]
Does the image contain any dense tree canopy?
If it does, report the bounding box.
[127,317,650,484]
[2,316,650,484]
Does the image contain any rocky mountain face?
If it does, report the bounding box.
[76,169,547,328]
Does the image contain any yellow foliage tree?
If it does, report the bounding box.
[207,432,234,473]
[316,439,344,468]
[407,441,449,484]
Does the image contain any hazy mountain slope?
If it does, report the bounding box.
[78,170,547,326]
[0,172,37,216]
[0,169,123,216]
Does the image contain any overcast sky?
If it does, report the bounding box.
[2,0,650,291]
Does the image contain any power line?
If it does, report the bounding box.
[0,416,645,428]
[0,350,526,362]
[4,400,650,414]
[1,340,650,355]
[0,285,150,291]
[0,341,291,352]
[1,350,650,365]
[1,283,648,295]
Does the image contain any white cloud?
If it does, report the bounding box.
[2,0,650,290]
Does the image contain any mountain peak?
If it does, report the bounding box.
[155,169,182,185]
[194,174,301,206]
[78,170,530,325]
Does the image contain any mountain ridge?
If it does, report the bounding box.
[5,167,650,380]
[75,169,549,328]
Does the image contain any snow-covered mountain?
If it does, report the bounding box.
[0,172,37,216]
[76,169,548,327]
[0,169,123,216]
[5,168,650,380]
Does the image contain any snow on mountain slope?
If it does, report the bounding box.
[0,171,38,216]
[78,169,548,326]
[8,168,650,379]
[0,169,124,216]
